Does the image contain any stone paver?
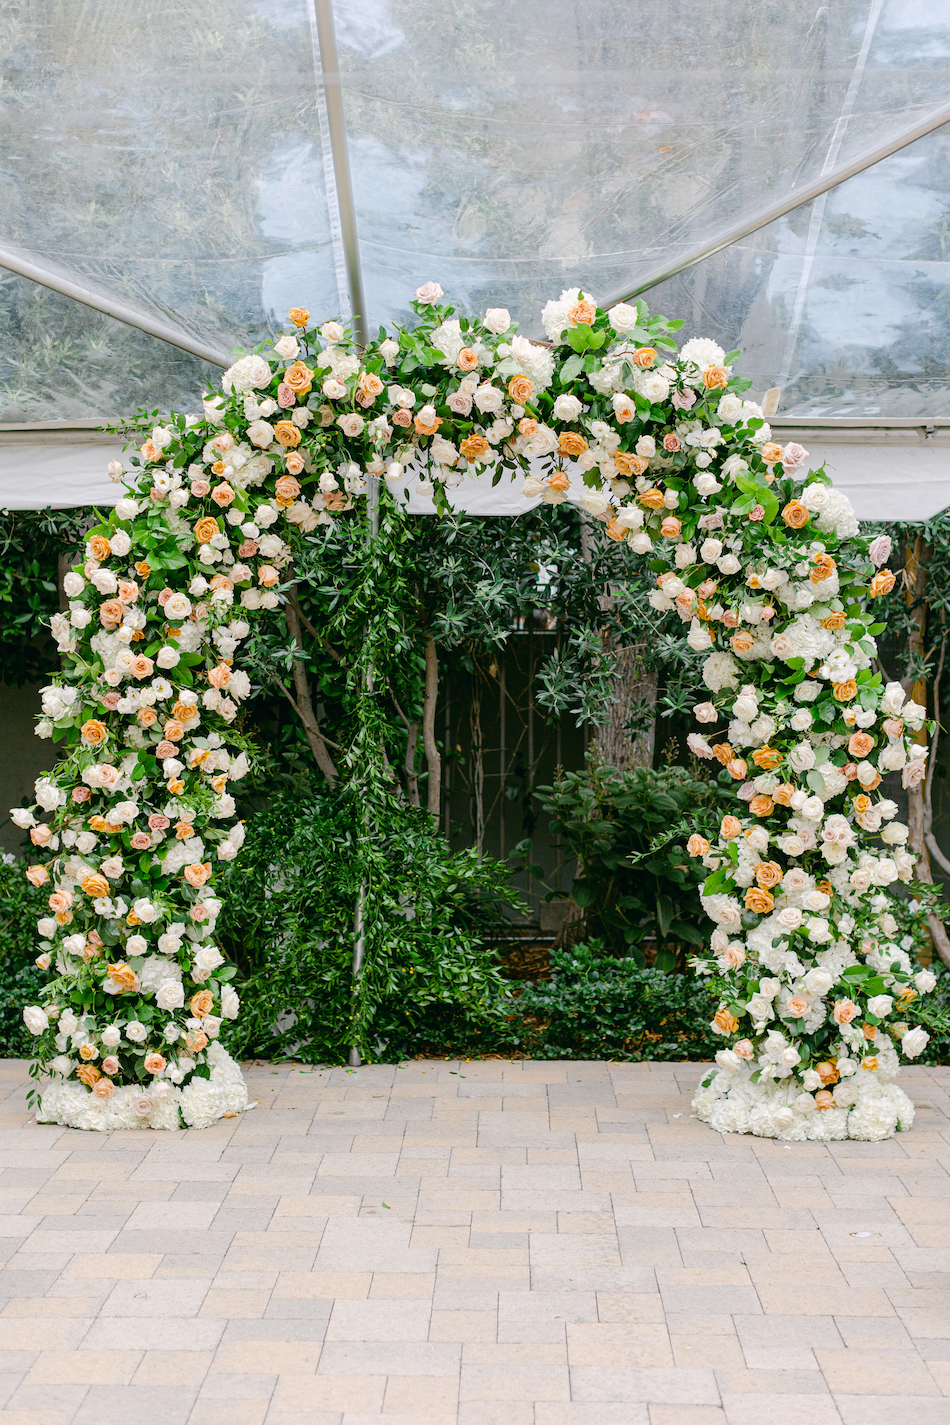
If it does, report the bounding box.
[0,1057,943,1425]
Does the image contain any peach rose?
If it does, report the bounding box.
[99,599,123,629]
[175,821,194,840]
[107,961,139,991]
[748,795,775,818]
[548,470,571,492]
[190,990,214,1018]
[639,488,666,510]
[703,365,729,389]
[162,721,184,743]
[101,1056,120,1077]
[730,631,755,655]
[358,371,384,399]
[820,611,846,630]
[283,361,314,394]
[392,408,412,428]
[26,865,50,887]
[755,861,783,889]
[71,786,92,804]
[713,1008,739,1035]
[208,664,231,690]
[288,307,310,328]
[80,719,108,748]
[89,535,112,561]
[687,834,710,857]
[274,420,301,448]
[130,832,151,850]
[833,680,857,702]
[414,412,443,436]
[632,347,657,368]
[662,433,681,453]
[869,569,896,598]
[275,474,301,503]
[760,442,784,465]
[277,382,295,408]
[786,996,809,1018]
[144,1052,167,1074]
[781,500,810,529]
[660,516,682,539]
[131,655,154,680]
[815,1061,839,1085]
[848,732,874,758]
[184,862,213,887]
[751,746,782,770]
[558,432,588,457]
[833,999,859,1025]
[77,1064,101,1087]
[194,516,219,545]
[882,718,904,738]
[460,434,491,463]
[734,1039,755,1059]
[508,376,534,405]
[257,565,280,587]
[211,482,236,507]
[721,816,742,839]
[569,300,597,327]
[284,452,305,477]
[80,874,110,899]
[814,1089,835,1111]
[605,520,626,542]
[92,1078,115,1098]
[744,886,774,914]
[810,553,836,583]
[456,347,479,371]
[118,581,139,604]
[613,452,649,477]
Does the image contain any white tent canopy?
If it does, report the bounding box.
[1,420,948,523]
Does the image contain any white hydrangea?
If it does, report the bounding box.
[541,288,582,341]
[702,650,741,692]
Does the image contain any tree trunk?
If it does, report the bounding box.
[423,635,441,821]
[283,586,338,786]
[404,720,420,807]
[590,643,656,771]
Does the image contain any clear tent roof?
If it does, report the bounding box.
[1,0,949,422]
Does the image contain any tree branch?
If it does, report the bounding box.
[284,584,338,785]
[405,719,420,807]
[423,634,442,822]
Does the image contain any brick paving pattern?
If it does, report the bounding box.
[0,1056,946,1425]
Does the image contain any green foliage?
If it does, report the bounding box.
[217,785,523,1063]
[0,858,50,1057]
[537,763,734,968]
[508,941,721,1060]
[0,509,90,685]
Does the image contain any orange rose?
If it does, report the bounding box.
[190,990,215,1018]
[862,1055,879,1071]
[814,1089,835,1110]
[820,611,847,630]
[80,719,108,748]
[77,1064,101,1088]
[727,758,748,781]
[632,347,657,368]
[660,516,682,539]
[869,569,896,598]
[194,516,219,545]
[815,1061,839,1086]
[457,347,479,371]
[275,474,301,503]
[751,746,782,770]
[568,300,597,327]
[781,500,809,529]
[848,732,874,758]
[755,861,783,889]
[80,874,110,899]
[211,460,226,476]
[459,434,491,463]
[89,535,111,561]
[283,362,314,394]
[414,412,443,436]
[172,700,199,723]
[184,862,213,888]
[810,553,837,583]
[612,452,649,477]
[288,307,310,328]
[548,470,571,492]
[638,488,666,510]
[852,794,871,814]
[833,680,857,702]
[703,365,729,389]
[508,376,534,405]
[107,961,139,991]
[744,886,775,914]
[99,599,123,629]
[558,432,588,457]
[518,418,539,438]
[712,742,734,766]
[713,1008,739,1035]
[687,834,710,857]
[718,820,742,847]
[135,561,151,579]
[175,821,195,840]
[274,421,301,448]
[748,795,775,818]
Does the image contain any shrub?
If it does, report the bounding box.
[0,856,49,1057]
[537,762,734,968]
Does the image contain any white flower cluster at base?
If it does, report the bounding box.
[36,1042,247,1132]
[692,1057,915,1142]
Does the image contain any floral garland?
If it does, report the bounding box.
[14,283,934,1136]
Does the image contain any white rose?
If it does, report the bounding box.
[155,981,185,1011]
[62,572,85,597]
[802,968,833,996]
[717,554,741,575]
[915,970,937,994]
[788,743,816,772]
[125,1021,148,1043]
[553,394,583,421]
[23,1006,48,1036]
[717,394,742,423]
[246,419,275,448]
[110,530,132,557]
[273,335,299,359]
[880,682,906,715]
[483,307,511,334]
[700,538,723,562]
[607,301,639,332]
[867,995,894,1018]
[901,1026,929,1059]
[733,690,758,722]
[776,907,803,931]
[192,945,225,981]
[220,985,240,1019]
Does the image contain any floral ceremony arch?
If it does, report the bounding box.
[12,284,937,1137]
